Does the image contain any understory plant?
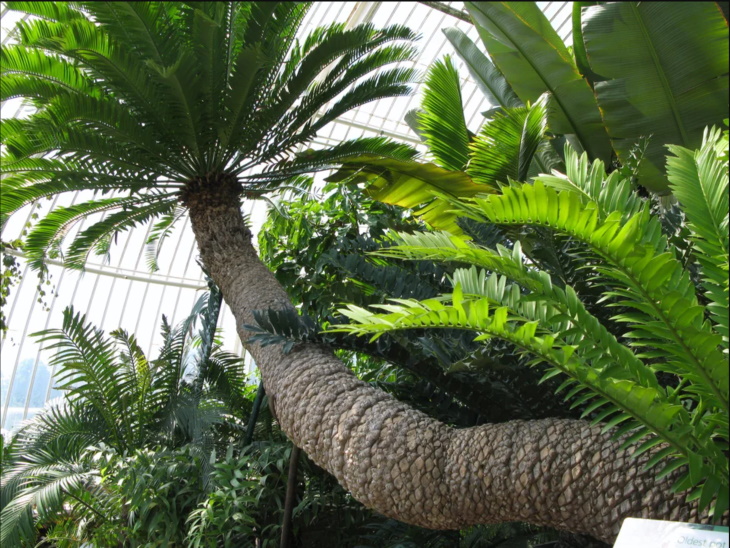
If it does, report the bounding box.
[331,126,730,518]
[0,291,251,546]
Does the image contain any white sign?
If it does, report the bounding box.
[614,518,729,548]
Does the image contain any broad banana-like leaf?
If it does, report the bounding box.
[571,2,602,86]
[417,56,471,171]
[325,155,492,235]
[464,1,612,164]
[581,2,729,193]
[442,27,522,110]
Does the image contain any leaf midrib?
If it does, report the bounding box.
[629,3,689,147]
[476,2,601,159]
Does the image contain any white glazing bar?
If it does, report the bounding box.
[21,264,70,422]
[1,194,64,429]
[2,250,205,290]
[1,275,39,429]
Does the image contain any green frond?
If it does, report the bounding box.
[580,2,729,193]
[331,269,726,505]
[64,197,177,269]
[245,25,418,161]
[4,1,87,23]
[0,461,98,547]
[0,45,100,101]
[10,403,106,458]
[145,206,188,273]
[33,308,128,448]
[442,27,522,111]
[537,143,644,221]
[417,56,471,171]
[309,67,416,133]
[666,127,729,345]
[110,328,151,397]
[467,94,549,188]
[252,138,418,183]
[0,170,156,228]
[268,66,417,162]
[22,196,157,270]
[464,1,612,163]
[218,45,266,154]
[243,2,309,53]
[2,115,177,179]
[459,182,729,416]
[376,232,660,391]
[329,292,698,465]
[273,23,417,122]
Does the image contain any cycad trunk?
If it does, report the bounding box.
[184,187,701,543]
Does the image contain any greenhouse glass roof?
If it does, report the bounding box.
[0,1,573,434]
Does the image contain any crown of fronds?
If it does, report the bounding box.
[0,1,419,270]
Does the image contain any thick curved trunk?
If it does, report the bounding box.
[185,193,702,543]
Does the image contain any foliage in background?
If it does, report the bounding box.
[0,240,23,335]
[1,285,564,547]
[257,184,581,426]
[452,1,729,192]
[0,291,250,546]
[332,127,730,519]
[339,1,728,239]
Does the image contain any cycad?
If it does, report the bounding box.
[331,127,730,519]
[2,2,722,542]
[1,2,418,270]
[0,292,248,546]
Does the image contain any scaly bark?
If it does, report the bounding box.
[183,185,704,543]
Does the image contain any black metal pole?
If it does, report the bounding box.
[244,381,265,446]
[279,444,300,548]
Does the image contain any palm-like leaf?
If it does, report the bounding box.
[442,27,522,112]
[2,287,250,544]
[332,134,730,517]
[325,156,492,236]
[0,1,419,272]
[666,127,729,345]
[417,56,470,171]
[467,93,549,187]
[1,445,100,546]
[326,62,553,234]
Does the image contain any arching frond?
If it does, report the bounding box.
[459,183,728,414]
[63,197,177,269]
[21,194,168,270]
[537,143,644,221]
[0,457,99,547]
[442,27,522,111]
[33,308,130,449]
[666,127,729,345]
[252,138,418,183]
[144,206,188,272]
[324,157,491,235]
